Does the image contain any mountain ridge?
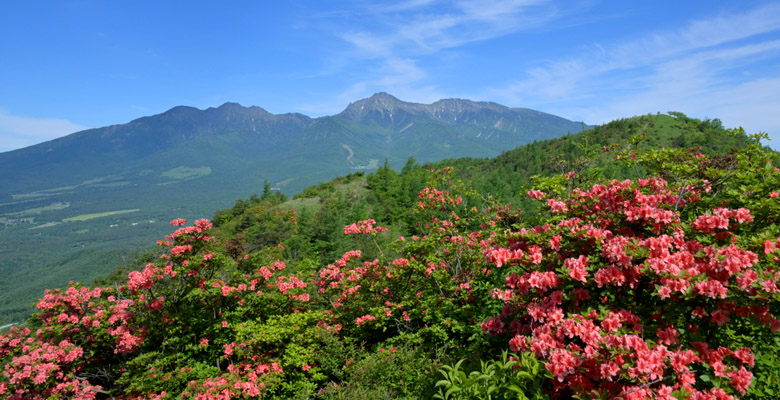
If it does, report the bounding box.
[0,94,586,196]
[3,93,582,158]
[337,92,568,128]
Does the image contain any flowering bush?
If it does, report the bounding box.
[344,219,388,235]
[482,176,777,399]
[472,135,780,399]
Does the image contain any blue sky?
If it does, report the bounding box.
[2,0,779,152]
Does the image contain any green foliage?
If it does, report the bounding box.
[115,352,220,396]
[747,333,780,399]
[434,352,551,400]
[317,343,439,400]
[427,113,758,212]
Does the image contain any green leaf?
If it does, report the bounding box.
[445,386,462,398]
[508,384,524,393]
[435,379,451,388]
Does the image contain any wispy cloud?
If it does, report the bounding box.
[296,60,445,117]
[353,0,554,53]
[492,2,780,144]
[303,0,564,112]
[0,109,88,152]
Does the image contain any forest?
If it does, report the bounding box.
[1,113,779,399]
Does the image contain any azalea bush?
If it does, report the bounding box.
[472,132,780,399]
[1,133,778,399]
[482,178,773,399]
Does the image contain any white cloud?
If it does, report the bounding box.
[339,0,555,56]
[0,109,88,152]
[315,0,563,112]
[296,82,369,116]
[491,2,780,147]
[301,0,780,148]
[296,68,445,117]
[706,77,780,142]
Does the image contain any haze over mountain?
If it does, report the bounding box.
[0,93,586,324]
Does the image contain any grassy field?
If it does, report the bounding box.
[62,209,141,222]
[161,166,212,180]
[7,203,70,217]
[29,222,61,229]
[278,196,322,213]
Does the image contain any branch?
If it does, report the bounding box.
[89,388,116,399]
[612,370,696,399]
[371,236,383,256]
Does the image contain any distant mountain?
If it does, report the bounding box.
[340,92,572,134]
[0,94,582,196]
[0,103,314,195]
[0,93,586,324]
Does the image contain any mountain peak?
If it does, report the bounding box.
[155,105,201,122]
[197,102,276,120]
[338,93,423,123]
[341,92,403,112]
[217,102,245,110]
[366,92,401,103]
[338,93,514,125]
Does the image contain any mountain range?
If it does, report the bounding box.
[0,93,584,196]
[0,93,586,324]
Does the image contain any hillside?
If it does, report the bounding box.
[100,112,770,289]
[2,112,779,399]
[434,113,758,204]
[203,113,765,268]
